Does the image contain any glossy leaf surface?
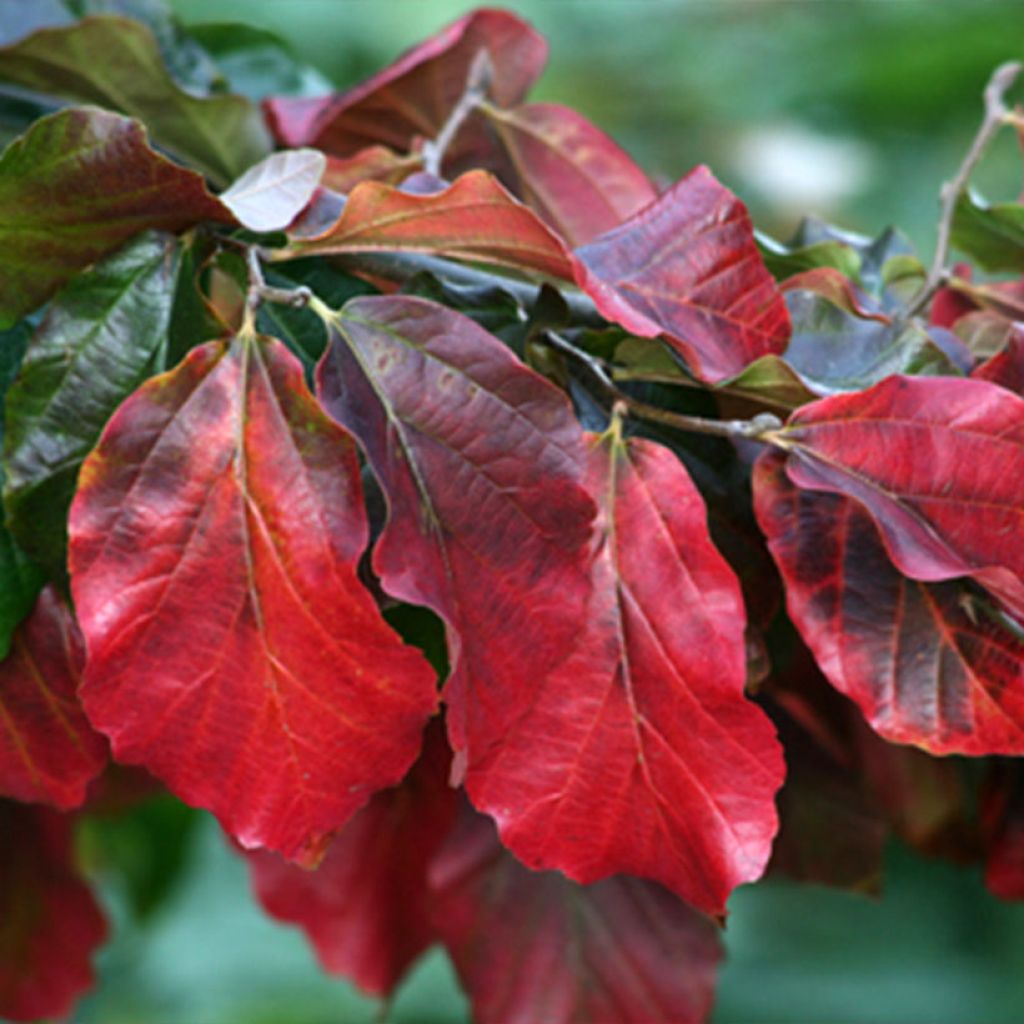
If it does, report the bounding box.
[286,170,577,280]
[315,295,596,770]
[575,166,790,383]
[429,803,722,1024]
[480,101,657,246]
[0,587,106,808]
[466,432,782,913]
[0,15,271,183]
[247,721,457,996]
[755,451,1024,753]
[773,375,1024,619]
[3,232,180,575]
[0,802,107,1022]
[68,329,437,863]
[265,8,545,159]
[0,107,232,327]
[220,148,326,232]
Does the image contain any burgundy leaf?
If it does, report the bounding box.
[772,374,1024,620]
[480,101,658,246]
[575,166,791,383]
[246,721,457,996]
[465,431,783,914]
[0,587,106,809]
[972,326,1024,396]
[68,329,437,864]
[0,802,107,1022]
[982,761,1024,900]
[429,802,723,1024]
[755,450,1024,754]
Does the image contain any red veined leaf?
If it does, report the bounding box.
[981,761,1024,900]
[283,169,577,281]
[0,106,234,327]
[575,165,791,383]
[68,327,437,865]
[264,9,546,160]
[321,146,423,194]
[972,326,1024,396]
[478,101,658,246]
[246,720,457,996]
[0,587,106,810]
[219,148,326,232]
[314,295,596,774]
[464,430,782,914]
[428,801,723,1024]
[754,450,1024,754]
[0,802,107,1022]
[770,374,1024,620]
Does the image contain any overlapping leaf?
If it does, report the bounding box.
[755,451,1024,753]
[0,15,271,183]
[575,166,790,383]
[246,721,457,996]
[68,328,438,864]
[767,374,1024,619]
[973,327,1024,395]
[0,106,234,327]
[478,101,657,246]
[3,232,181,575]
[0,802,107,1023]
[285,169,577,280]
[264,8,546,160]
[464,431,782,913]
[0,587,106,809]
[951,190,1024,272]
[428,803,723,1024]
[314,295,596,771]
[220,149,326,232]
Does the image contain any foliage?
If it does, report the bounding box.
[1,5,1024,1022]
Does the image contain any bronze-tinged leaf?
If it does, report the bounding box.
[771,375,1024,620]
[264,9,546,160]
[575,165,791,384]
[68,329,437,865]
[466,432,783,915]
[246,721,457,996]
[0,106,234,327]
[0,587,106,809]
[428,802,723,1024]
[284,169,577,281]
[754,451,1024,755]
[0,15,272,184]
[321,146,423,194]
[479,101,658,246]
[314,295,596,776]
[0,802,107,1022]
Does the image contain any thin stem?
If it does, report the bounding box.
[244,246,312,311]
[901,61,1022,322]
[421,49,493,176]
[540,332,784,443]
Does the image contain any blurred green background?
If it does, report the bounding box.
[57,1,1024,1022]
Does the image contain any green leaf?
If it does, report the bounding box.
[0,15,271,183]
[952,189,1024,272]
[725,354,818,411]
[0,105,232,327]
[0,321,45,658]
[3,231,181,576]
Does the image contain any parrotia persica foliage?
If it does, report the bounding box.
[1,5,1023,1022]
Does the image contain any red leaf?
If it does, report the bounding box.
[0,802,107,1022]
[972,326,1024,396]
[429,802,723,1024]
[314,295,596,775]
[0,587,106,810]
[479,101,658,246]
[321,146,423,194]
[246,721,457,996]
[754,450,1024,754]
[265,9,546,159]
[773,374,1024,619]
[575,166,790,383]
[0,106,234,326]
[780,267,890,322]
[68,330,437,864]
[285,169,577,281]
[982,761,1024,900]
[465,432,783,914]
